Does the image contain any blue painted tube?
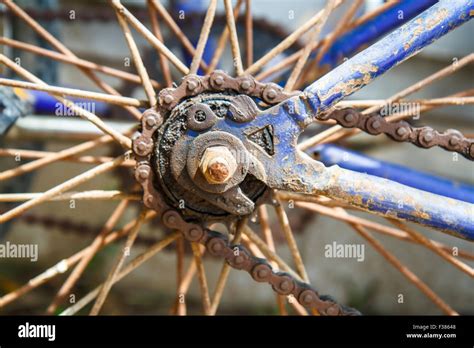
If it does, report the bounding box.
[28,90,109,115]
[320,0,437,67]
[313,144,474,204]
[317,165,474,240]
[303,0,474,113]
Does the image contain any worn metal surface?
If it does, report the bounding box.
[302,0,474,115]
[314,144,474,204]
[320,0,437,67]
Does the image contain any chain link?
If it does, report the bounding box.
[319,108,474,160]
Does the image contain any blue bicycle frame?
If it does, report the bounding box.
[12,0,474,239]
[264,0,474,239]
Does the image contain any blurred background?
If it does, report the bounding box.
[0,0,473,315]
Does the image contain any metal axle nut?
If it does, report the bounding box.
[199,146,237,184]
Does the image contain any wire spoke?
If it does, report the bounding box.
[46,200,130,314]
[0,148,135,166]
[0,131,131,182]
[0,154,128,224]
[349,222,457,315]
[388,219,473,277]
[0,211,157,309]
[258,205,288,315]
[149,0,209,72]
[189,0,218,75]
[61,230,179,316]
[244,0,253,68]
[274,198,310,283]
[210,218,247,315]
[90,208,148,315]
[297,0,363,89]
[0,78,146,107]
[147,0,172,87]
[114,2,157,107]
[2,0,142,120]
[110,0,189,75]
[284,0,336,91]
[245,0,342,76]
[173,235,185,315]
[0,54,132,148]
[0,37,160,88]
[289,199,474,261]
[191,242,212,315]
[0,191,140,203]
[224,0,244,76]
[206,0,244,73]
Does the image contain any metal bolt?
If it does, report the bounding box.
[200,146,237,184]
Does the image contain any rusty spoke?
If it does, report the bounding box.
[189,0,218,75]
[2,0,142,120]
[61,230,179,315]
[284,0,336,91]
[0,54,132,149]
[90,209,148,315]
[0,154,128,224]
[147,0,172,87]
[46,200,130,314]
[114,2,157,107]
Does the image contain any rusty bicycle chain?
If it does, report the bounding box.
[132,70,360,315]
[318,108,474,160]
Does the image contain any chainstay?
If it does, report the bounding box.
[318,108,474,160]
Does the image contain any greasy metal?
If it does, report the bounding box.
[132,70,359,315]
[321,108,474,160]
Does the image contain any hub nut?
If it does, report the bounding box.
[199,146,237,184]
